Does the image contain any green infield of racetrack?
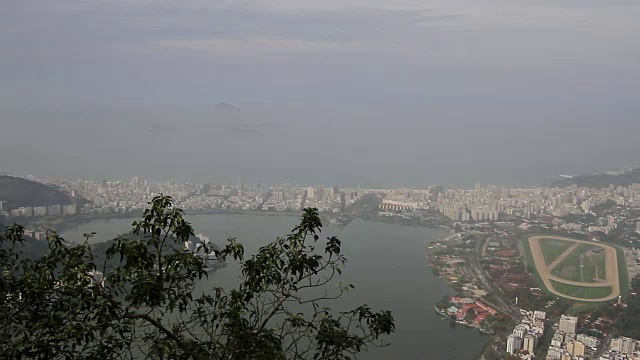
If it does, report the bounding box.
[550,280,612,300]
[539,237,575,265]
[551,243,605,283]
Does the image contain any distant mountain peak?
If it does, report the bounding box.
[215,102,238,110]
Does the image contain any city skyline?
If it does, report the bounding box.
[6,167,640,228]
[3,160,639,192]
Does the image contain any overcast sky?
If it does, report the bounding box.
[1,1,639,187]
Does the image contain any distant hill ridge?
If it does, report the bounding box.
[215,102,237,109]
[551,167,640,188]
[0,175,77,208]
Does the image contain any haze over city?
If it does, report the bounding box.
[4,1,640,360]
[1,1,640,188]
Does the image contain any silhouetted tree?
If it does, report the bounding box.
[0,195,394,359]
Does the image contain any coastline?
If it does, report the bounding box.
[20,209,305,232]
[14,209,489,359]
[427,230,510,360]
[20,208,452,235]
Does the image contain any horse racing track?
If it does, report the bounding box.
[527,236,620,302]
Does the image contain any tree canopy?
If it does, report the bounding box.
[0,195,394,359]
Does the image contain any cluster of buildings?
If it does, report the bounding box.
[7,174,640,231]
[443,296,497,328]
[22,228,49,241]
[374,181,640,232]
[436,182,640,225]
[600,337,637,359]
[506,310,547,359]
[0,202,77,218]
[3,177,361,216]
[545,315,592,360]
[303,186,354,213]
[379,199,419,212]
[504,312,633,360]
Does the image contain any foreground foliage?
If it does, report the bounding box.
[0,195,394,359]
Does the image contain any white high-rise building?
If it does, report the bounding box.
[307,187,315,200]
[533,310,546,330]
[513,324,529,339]
[514,336,523,352]
[326,187,335,198]
[506,334,516,354]
[63,204,77,215]
[523,333,536,353]
[34,206,48,216]
[48,205,62,216]
[612,336,638,355]
[506,334,522,354]
[623,337,636,355]
[19,207,33,217]
[559,315,577,335]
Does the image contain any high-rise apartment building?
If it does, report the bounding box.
[533,311,546,330]
[523,333,536,353]
[63,204,77,215]
[506,334,522,355]
[611,338,622,352]
[506,335,516,354]
[572,340,585,357]
[513,324,528,339]
[559,315,577,335]
[48,205,62,216]
[612,337,637,355]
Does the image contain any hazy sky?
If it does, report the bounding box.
[1,1,639,187]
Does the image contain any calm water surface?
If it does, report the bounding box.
[58,215,489,359]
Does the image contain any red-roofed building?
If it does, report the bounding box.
[447,296,497,326]
[496,250,518,257]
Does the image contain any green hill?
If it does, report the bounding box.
[551,167,640,189]
[0,175,78,208]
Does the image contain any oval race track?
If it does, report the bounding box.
[528,236,620,302]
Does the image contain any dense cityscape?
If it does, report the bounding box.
[4,172,640,235]
[4,169,640,360]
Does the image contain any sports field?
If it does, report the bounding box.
[549,243,606,283]
[539,238,575,265]
[527,236,621,302]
